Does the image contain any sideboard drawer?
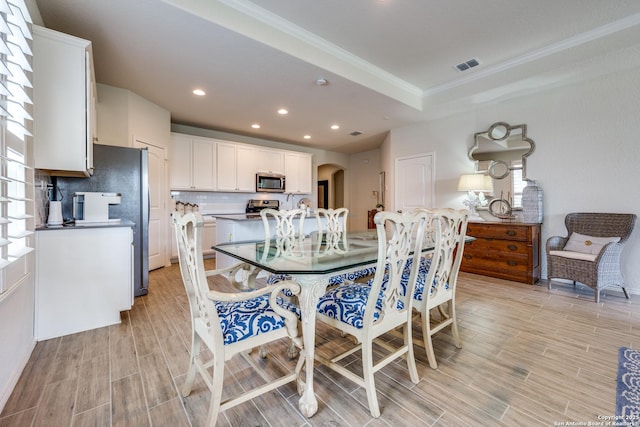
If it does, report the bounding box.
[466,223,531,241]
[464,238,529,255]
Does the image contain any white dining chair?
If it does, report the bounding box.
[314,210,438,418]
[410,208,469,369]
[261,208,306,241]
[173,211,305,426]
[315,207,348,233]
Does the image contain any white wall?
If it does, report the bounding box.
[349,149,382,231]
[97,84,171,150]
[379,66,640,289]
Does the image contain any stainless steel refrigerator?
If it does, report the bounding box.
[56,144,150,296]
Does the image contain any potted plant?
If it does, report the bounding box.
[375,203,384,211]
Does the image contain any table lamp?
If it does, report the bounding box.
[458,174,493,221]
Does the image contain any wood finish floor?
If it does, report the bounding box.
[2,260,640,427]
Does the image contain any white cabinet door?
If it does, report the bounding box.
[170,134,216,191]
[216,142,256,192]
[257,148,285,174]
[202,221,217,256]
[192,138,217,190]
[285,152,312,194]
[169,134,192,190]
[236,145,257,192]
[216,142,238,191]
[33,26,95,176]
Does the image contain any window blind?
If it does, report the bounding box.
[0,0,33,293]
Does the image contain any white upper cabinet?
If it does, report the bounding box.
[256,148,285,174]
[285,152,312,194]
[170,133,216,191]
[33,26,96,176]
[216,141,257,192]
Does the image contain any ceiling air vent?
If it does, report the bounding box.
[350,131,363,136]
[454,58,480,72]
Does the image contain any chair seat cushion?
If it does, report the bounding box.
[549,249,598,262]
[563,232,620,255]
[398,257,449,301]
[316,282,404,329]
[268,266,378,297]
[215,295,300,345]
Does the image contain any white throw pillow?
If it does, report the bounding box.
[563,232,620,255]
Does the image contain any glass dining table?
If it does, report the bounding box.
[213,230,431,418]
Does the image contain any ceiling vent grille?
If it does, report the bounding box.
[454,58,480,72]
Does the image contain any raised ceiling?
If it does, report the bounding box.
[35,0,640,153]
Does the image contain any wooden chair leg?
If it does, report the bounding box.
[422,309,438,370]
[403,325,419,383]
[361,342,380,418]
[206,360,225,427]
[181,336,201,397]
[449,302,462,349]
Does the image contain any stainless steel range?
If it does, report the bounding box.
[245,199,280,216]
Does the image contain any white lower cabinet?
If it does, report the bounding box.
[35,226,133,340]
[171,216,216,260]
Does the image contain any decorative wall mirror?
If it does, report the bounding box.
[469,122,535,180]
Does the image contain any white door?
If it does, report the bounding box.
[395,153,435,212]
[134,139,166,270]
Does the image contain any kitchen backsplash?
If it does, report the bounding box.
[170,191,310,214]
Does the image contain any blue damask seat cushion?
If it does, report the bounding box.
[316,282,404,329]
[398,257,449,301]
[215,295,300,345]
[267,266,378,297]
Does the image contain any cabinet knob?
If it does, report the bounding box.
[464,254,472,260]
[506,230,517,236]
[507,260,518,266]
[508,244,518,251]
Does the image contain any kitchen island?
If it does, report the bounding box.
[35,220,134,340]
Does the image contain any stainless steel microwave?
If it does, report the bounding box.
[256,172,286,193]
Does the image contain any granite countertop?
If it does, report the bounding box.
[213,212,317,221]
[213,213,264,221]
[36,219,136,231]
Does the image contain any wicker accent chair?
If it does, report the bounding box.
[546,212,637,302]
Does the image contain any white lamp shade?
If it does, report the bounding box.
[458,174,493,192]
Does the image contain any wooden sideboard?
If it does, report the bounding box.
[461,221,541,285]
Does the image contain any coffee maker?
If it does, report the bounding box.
[73,192,122,223]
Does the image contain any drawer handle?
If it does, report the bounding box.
[507,260,518,266]
[508,244,518,251]
[464,254,472,260]
[506,230,517,236]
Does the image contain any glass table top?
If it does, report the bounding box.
[214,231,385,275]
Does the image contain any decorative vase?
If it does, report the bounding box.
[522,180,543,223]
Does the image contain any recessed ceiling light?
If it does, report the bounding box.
[278,108,288,115]
[251,124,260,129]
[192,89,206,96]
[303,135,311,140]
[330,124,340,130]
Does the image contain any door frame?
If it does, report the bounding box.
[133,137,168,270]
